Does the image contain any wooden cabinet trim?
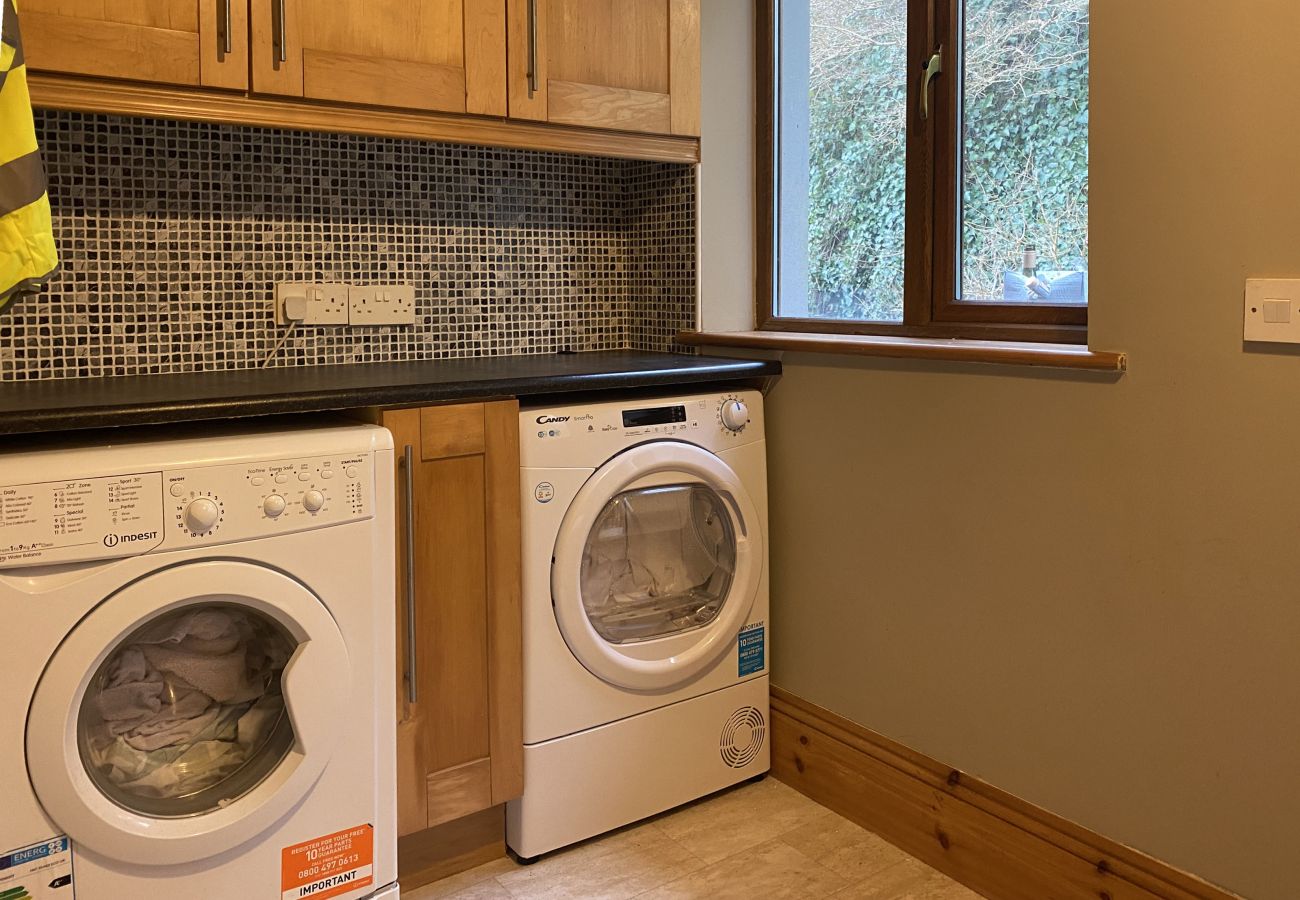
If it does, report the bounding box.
[667,0,700,136]
[28,73,701,163]
[484,400,524,804]
[547,79,671,134]
[425,757,495,829]
[303,48,468,114]
[25,11,203,87]
[464,0,509,116]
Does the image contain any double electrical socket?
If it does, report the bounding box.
[275,282,416,326]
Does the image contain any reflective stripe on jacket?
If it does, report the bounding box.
[0,0,57,311]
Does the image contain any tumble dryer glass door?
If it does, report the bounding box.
[26,560,351,867]
[551,441,763,691]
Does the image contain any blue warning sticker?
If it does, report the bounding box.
[738,622,765,676]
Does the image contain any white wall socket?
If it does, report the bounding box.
[276,282,350,325]
[349,284,416,326]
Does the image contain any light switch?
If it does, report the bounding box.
[1244,279,1300,343]
[1264,299,1291,323]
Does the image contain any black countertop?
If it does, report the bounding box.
[0,351,780,436]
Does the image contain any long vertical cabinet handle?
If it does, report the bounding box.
[402,444,418,704]
[274,0,288,63]
[526,0,539,96]
[218,0,232,55]
[920,47,943,121]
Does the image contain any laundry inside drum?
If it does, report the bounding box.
[77,603,298,818]
[580,484,737,644]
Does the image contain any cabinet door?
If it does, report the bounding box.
[507,0,699,136]
[382,401,522,837]
[250,0,506,116]
[22,0,249,90]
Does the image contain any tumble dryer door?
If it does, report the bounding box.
[552,441,763,691]
[26,560,351,866]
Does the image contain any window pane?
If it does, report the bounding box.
[961,0,1089,304]
[778,0,908,321]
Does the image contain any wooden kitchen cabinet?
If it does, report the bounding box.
[377,400,523,839]
[22,0,249,90]
[507,0,700,136]
[249,0,506,116]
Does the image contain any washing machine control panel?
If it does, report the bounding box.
[0,452,374,568]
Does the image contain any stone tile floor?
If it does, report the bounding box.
[406,778,982,899]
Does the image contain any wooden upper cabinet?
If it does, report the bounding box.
[249,0,507,116]
[22,0,249,90]
[507,0,699,136]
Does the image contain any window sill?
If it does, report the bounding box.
[677,330,1127,372]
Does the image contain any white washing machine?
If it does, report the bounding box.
[507,389,770,859]
[0,422,399,900]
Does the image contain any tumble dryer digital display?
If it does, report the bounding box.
[621,405,687,428]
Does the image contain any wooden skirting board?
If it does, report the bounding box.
[397,805,506,891]
[770,687,1240,900]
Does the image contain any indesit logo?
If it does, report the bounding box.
[103,531,158,548]
[535,415,571,424]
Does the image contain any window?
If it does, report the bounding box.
[762,0,1089,342]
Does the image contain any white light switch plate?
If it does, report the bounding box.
[1244,279,1300,343]
[349,284,416,326]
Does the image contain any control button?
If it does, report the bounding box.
[720,399,750,433]
[169,483,185,498]
[321,469,335,480]
[345,466,358,478]
[302,489,325,513]
[263,494,287,518]
[298,471,311,482]
[184,497,220,533]
[275,472,290,485]
[251,476,265,487]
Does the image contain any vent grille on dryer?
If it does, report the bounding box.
[719,706,767,768]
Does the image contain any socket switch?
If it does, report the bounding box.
[349,284,416,326]
[276,282,350,325]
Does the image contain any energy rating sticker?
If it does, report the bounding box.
[0,835,74,899]
[281,825,373,900]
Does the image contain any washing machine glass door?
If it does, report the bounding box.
[552,441,763,691]
[26,560,352,867]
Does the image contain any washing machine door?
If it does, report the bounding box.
[26,560,351,866]
[551,440,763,691]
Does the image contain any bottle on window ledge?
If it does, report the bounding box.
[1021,246,1052,300]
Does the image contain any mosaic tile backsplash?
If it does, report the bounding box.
[0,111,697,381]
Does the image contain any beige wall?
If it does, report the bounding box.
[703,2,1300,897]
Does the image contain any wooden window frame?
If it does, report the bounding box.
[755,0,1087,345]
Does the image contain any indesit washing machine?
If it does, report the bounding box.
[508,389,770,859]
[0,422,398,900]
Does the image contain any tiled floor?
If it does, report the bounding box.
[405,778,981,900]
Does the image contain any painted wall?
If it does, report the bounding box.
[701,1,1300,897]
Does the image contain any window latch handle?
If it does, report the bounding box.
[920,47,943,121]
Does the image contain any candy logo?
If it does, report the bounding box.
[535,415,570,424]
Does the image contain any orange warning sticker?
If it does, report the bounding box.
[281,824,374,900]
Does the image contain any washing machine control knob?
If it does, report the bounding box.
[302,489,325,513]
[263,494,287,518]
[720,399,749,432]
[184,497,220,532]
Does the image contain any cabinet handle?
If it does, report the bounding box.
[218,0,232,55]
[274,0,288,63]
[402,443,418,704]
[526,0,539,96]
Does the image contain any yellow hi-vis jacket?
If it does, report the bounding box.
[0,0,57,311]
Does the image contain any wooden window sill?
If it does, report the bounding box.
[677,330,1127,372]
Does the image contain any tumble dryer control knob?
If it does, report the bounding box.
[302,489,325,512]
[184,497,220,532]
[263,494,287,518]
[720,399,749,432]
